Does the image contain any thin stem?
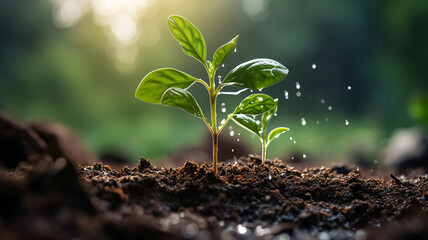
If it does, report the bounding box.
[195,79,210,91]
[201,116,213,134]
[262,139,267,165]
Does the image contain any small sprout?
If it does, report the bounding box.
[135,15,288,175]
[232,100,290,164]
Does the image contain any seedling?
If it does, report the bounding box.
[135,15,288,175]
[232,102,289,164]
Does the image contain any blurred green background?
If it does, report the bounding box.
[1,0,427,164]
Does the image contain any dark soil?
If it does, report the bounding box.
[1,155,427,239]
[1,113,428,239]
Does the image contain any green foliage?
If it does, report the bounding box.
[136,15,288,174]
[232,99,289,164]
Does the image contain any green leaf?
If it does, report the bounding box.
[232,114,262,137]
[161,87,204,118]
[223,58,288,90]
[262,99,278,127]
[234,94,276,115]
[212,35,239,70]
[136,68,198,104]
[267,127,289,145]
[168,15,207,64]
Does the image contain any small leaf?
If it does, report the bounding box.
[136,68,198,104]
[262,99,278,127]
[234,94,276,115]
[223,58,288,89]
[232,114,262,137]
[212,35,239,70]
[168,15,207,64]
[161,87,204,118]
[267,127,289,145]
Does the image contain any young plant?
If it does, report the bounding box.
[232,102,289,164]
[135,15,288,176]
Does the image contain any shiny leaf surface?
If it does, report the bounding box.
[161,87,204,118]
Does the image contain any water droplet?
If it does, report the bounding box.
[301,117,306,126]
[218,75,222,84]
[237,138,240,142]
[321,99,325,104]
[345,119,349,125]
[291,157,294,160]
[274,113,278,116]
[268,175,272,180]
[290,137,293,140]
[284,90,289,99]
[303,154,307,158]
[234,47,237,53]
[237,224,247,234]
[374,159,378,164]
[293,141,296,144]
[296,91,301,97]
[231,148,234,152]
[220,119,226,125]
[229,130,235,137]
[221,102,226,113]
[296,82,301,89]
[312,63,317,69]
[328,106,332,111]
[347,85,351,90]
[316,120,320,125]
[221,63,225,68]
[258,88,263,92]
[250,89,253,93]
[325,118,329,122]
[256,120,261,124]
[238,133,240,136]
[257,97,263,101]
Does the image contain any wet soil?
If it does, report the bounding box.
[1,155,427,240]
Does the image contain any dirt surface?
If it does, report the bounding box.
[1,155,427,240]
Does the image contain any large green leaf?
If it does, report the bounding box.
[161,87,204,118]
[267,127,289,145]
[223,58,288,89]
[234,94,276,115]
[212,35,239,70]
[136,68,198,104]
[232,114,262,137]
[262,99,278,128]
[168,15,207,64]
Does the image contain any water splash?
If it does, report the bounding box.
[301,117,307,126]
[284,90,289,99]
[312,63,317,69]
[296,82,301,89]
[219,88,248,95]
[221,102,226,113]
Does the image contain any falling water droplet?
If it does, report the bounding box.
[268,175,272,180]
[250,89,253,93]
[258,88,263,92]
[347,86,351,90]
[316,120,320,125]
[274,113,277,116]
[345,119,349,125]
[293,141,296,144]
[312,63,317,69]
[257,97,263,101]
[221,103,226,113]
[328,106,332,111]
[222,63,225,68]
[296,82,301,89]
[220,119,226,125]
[290,137,293,140]
[301,117,307,126]
[237,224,247,234]
[374,159,378,164]
[238,133,240,136]
[218,75,222,84]
[296,92,301,97]
[284,90,289,99]
[230,130,235,137]
[234,47,237,53]
[256,120,261,124]
[231,148,234,152]
[325,118,329,122]
[303,154,307,158]
[321,99,325,104]
[237,138,240,142]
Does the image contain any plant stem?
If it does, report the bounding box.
[262,139,267,165]
[208,67,219,176]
